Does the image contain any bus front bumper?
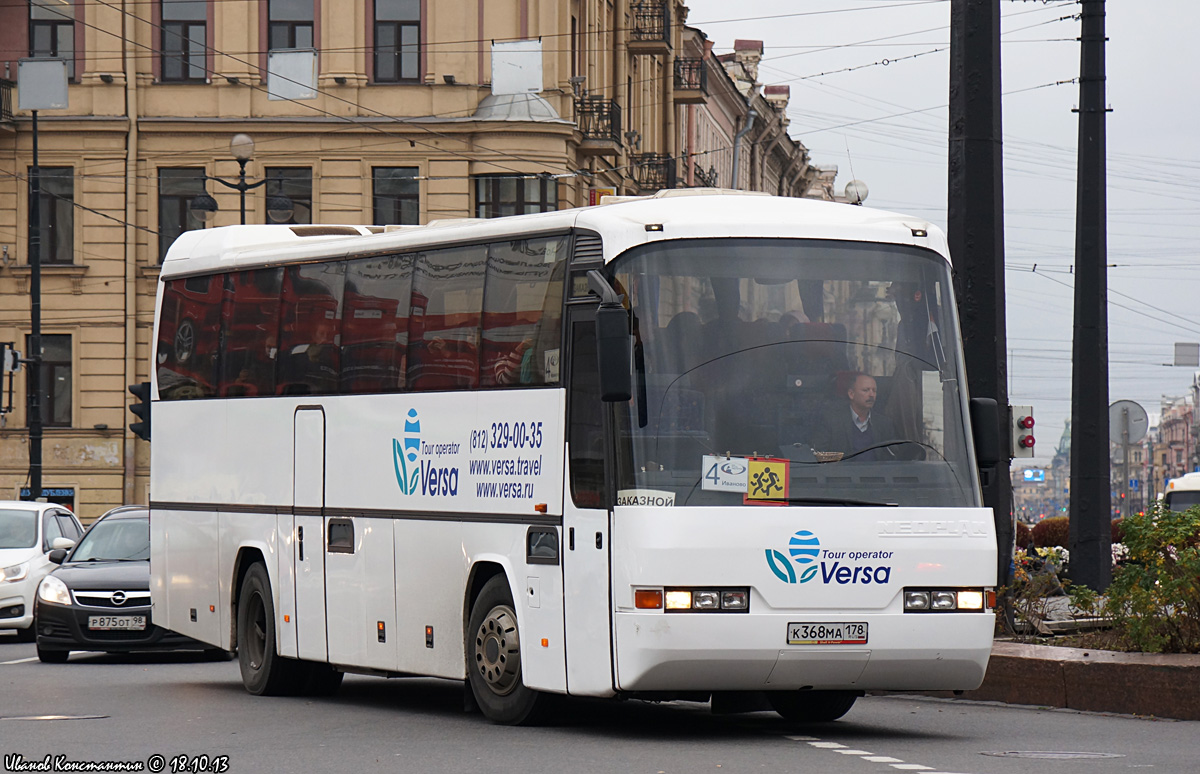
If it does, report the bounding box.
[612,610,993,693]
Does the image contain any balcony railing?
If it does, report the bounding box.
[575,97,622,148]
[673,58,707,102]
[632,153,676,191]
[629,2,671,53]
[0,80,13,123]
[693,163,718,188]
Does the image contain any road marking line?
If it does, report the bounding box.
[834,749,873,755]
[785,735,819,741]
[1,657,38,665]
[808,742,846,749]
[864,757,905,763]
[890,766,933,771]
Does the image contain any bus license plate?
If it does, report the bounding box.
[88,615,146,631]
[787,622,868,645]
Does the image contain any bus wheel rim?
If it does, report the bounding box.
[474,604,520,696]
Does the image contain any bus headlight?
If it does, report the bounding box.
[904,587,990,612]
[904,590,930,610]
[956,590,985,610]
[637,587,751,612]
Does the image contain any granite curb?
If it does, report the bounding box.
[906,641,1200,721]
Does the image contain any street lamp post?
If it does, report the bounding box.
[190,134,293,225]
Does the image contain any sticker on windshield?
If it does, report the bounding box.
[701,455,750,492]
[617,489,677,507]
[744,457,789,504]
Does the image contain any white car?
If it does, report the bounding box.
[1,501,83,641]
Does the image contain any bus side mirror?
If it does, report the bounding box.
[969,397,1001,467]
[588,270,632,403]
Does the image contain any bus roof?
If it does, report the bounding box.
[1165,471,1200,492]
[159,190,949,278]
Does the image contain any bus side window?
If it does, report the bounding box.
[278,263,345,396]
[342,254,414,394]
[407,245,486,391]
[568,319,606,508]
[481,236,567,388]
[157,275,222,400]
[219,268,282,397]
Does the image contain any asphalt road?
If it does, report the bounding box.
[2,632,1196,774]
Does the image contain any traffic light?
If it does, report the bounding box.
[128,382,151,441]
[1011,405,1034,458]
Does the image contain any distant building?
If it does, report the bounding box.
[0,1,825,518]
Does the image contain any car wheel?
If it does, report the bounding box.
[236,563,300,695]
[767,690,860,723]
[175,319,195,364]
[466,576,548,725]
[37,644,69,663]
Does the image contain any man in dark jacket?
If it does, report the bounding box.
[815,372,900,461]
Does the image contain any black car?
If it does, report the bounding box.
[34,506,230,663]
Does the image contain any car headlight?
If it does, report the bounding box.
[1,561,30,583]
[37,575,71,606]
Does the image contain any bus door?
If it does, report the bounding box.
[561,311,615,696]
[293,406,328,662]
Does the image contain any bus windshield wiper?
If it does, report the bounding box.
[779,497,898,507]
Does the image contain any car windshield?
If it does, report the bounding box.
[610,237,980,508]
[0,509,37,549]
[70,516,150,562]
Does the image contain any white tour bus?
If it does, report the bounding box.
[148,190,999,725]
[1163,472,1200,511]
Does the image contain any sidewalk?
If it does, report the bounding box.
[903,596,1200,721]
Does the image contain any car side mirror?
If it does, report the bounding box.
[51,537,76,551]
[48,548,69,564]
[969,397,1001,467]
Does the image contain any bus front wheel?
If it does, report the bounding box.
[466,576,546,725]
[237,563,297,696]
[767,690,860,723]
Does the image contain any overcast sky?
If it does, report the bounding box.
[684,0,1200,465]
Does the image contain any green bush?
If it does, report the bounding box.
[1103,504,1200,653]
[1032,516,1069,548]
[1015,521,1032,549]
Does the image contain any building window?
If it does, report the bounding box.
[265,167,312,224]
[269,0,314,50]
[159,168,207,262]
[26,334,71,428]
[28,167,73,266]
[161,0,208,82]
[374,0,420,82]
[29,0,75,79]
[372,167,419,225]
[475,175,558,219]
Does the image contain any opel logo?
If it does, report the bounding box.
[111,591,127,606]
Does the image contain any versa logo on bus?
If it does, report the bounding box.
[392,408,461,497]
[392,409,422,495]
[765,530,894,585]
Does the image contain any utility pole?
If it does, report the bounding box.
[1068,0,1112,591]
[27,109,42,501]
[948,0,1011,591]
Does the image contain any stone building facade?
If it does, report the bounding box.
[0,0,820,520]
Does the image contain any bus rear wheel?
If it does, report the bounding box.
[237,563,298,696]
[466,576,546,725]
[767,690,860,723]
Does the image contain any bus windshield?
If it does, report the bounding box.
[611,238,979,508]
